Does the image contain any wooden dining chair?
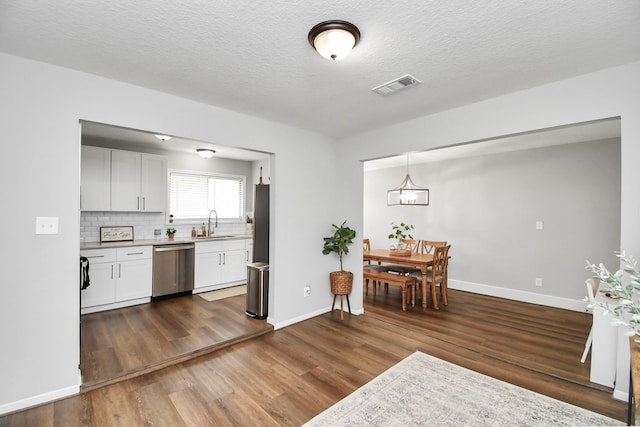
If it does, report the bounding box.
[422,240,447,254]
[404,241,448,297]
[363,239,390,295]
[410,244,451,307]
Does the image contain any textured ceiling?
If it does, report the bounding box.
[1,1,639,140]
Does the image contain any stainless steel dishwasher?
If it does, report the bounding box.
[152,243,195,299]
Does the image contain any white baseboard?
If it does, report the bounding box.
[192,280,245,294]
[0,383,79,416]
[270,305,363,330]
[613,389,629,402]
[448,279,589,312]
[81,297,150,315]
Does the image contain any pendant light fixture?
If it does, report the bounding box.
[387,155,429,206]
[308,20,360,61]
[196,149,216,159]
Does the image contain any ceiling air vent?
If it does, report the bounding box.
[372,74,421,96]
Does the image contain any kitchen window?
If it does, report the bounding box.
[169,170,245,221]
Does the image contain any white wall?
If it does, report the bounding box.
[0,53,340,414]
[364,138,621,309]
[2,51,639,415]
[340,60,640,315]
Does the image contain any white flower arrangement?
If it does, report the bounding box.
[586,251,640,339]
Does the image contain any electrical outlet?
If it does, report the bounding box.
[304,286,311,297]
[535,278,543,287]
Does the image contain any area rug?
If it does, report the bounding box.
[197,284,246,302]
[304,351,623,426]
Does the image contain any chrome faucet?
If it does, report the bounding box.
[208,210,218,236]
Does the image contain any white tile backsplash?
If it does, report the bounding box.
[80,211,249,242]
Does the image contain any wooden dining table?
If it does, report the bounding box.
[364,249,439,310]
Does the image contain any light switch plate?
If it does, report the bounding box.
[36,217,59,234]
[535,220,544,230]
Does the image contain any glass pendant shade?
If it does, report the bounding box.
[387,174,429,206]
[313,29,356,60]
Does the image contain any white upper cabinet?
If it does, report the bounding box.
[81,146,167,212]
[140,154,167,211]
[111,149,142,211]
[80,146,111,211]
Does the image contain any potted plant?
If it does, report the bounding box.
[166,227,176,240]
[322,221,356,295]
[388,222,414,252]
[586,251,640,338]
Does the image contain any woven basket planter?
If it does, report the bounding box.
[330,271,353,295]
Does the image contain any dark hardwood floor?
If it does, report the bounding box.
[1,287,628,426]
[80,292,273,389]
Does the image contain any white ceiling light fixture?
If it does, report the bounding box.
[387,155,429,206]
[154,134,172,141]
[196,149,216,159]
[308,20,360,61]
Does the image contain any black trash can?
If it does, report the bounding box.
[246,262,269,319]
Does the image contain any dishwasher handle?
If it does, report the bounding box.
[154,244,195,252]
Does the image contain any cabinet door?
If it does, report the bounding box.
[220,249,247,283]
[195,251,222,289]
[111,150,141,211]
[81,262,116,308]
[116,258,152,301]
[81,146,111,211]
[141,154,166,211]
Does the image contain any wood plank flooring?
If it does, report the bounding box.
[80,292,273,389]
[1,288,628,426]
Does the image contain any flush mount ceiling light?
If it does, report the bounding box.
[308,20,360,61]
[196,149,216,159]
[387,155,429,206]
[154,134,172,141]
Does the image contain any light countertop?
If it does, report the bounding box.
[81,234,252,250]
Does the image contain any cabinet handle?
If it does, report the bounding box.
[119,264,121,278]
[86,255,104,259]
[223,253,226,265]
[246,251,249,261]
[111,265,114,279]
[137,197,140,210]
[127,252,144,256]
[143,197,146,210]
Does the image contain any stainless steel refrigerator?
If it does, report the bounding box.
[253,184,269,263]
[246,183,269,318]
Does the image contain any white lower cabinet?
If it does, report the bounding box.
[115,247,153,301]
[195,239,250,292]
[81,254,116,307]
[81,246,152,314]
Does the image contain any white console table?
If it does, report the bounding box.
[590,284,630,401]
